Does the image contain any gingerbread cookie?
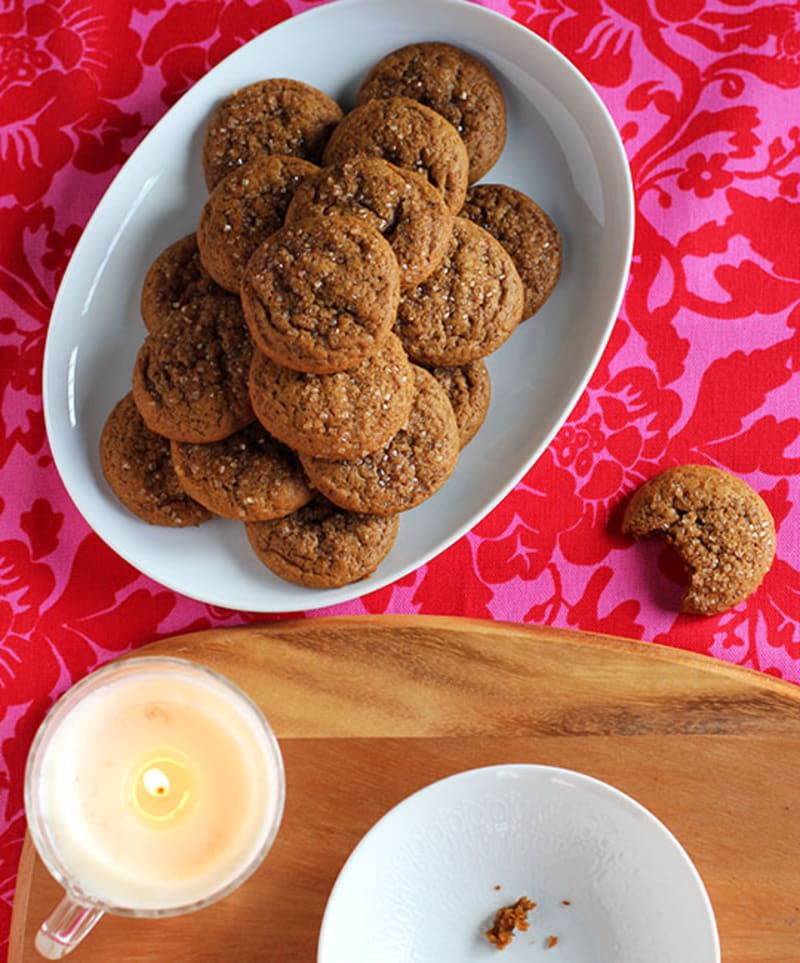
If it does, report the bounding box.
[285,157,452,289]
[299,366,460,515]
[245,496,399,588]
[622,464,776,615]
[198,154,319,293]
[100,393,212,527]
[202,78,342,189]
[140,234,223,333]
[132,306,254,443]
[240,213,400,374]
[428,359,491,448]
[322,96,469,213]
[170,423,312,522]
[461,184,562,319]
[356,42,506,183]
[249,333,414,459]
[394,217,524,366]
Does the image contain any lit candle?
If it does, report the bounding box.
[130,753,194,824]
[32,661,284,912]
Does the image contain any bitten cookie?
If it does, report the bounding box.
[356,41,506,183]
[285,157,452,289]
[132,306,254,443]
[394,217,524,366]
[202,78,342,189]
[245,496,399,588]
[140,234,222,333]
[460,184,562,319]
[240,213,401,374]
[249,333,415,459]
[428,359,491,448]
[170,423,313,521]
[299,366,460,515]
[322,96,470,213]
[198,154,319,292]
[621,464,776,615]
[100,393,212,527]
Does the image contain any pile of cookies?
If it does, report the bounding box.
[100,42,562,589]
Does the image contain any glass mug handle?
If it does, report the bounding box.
[35,892,105,959]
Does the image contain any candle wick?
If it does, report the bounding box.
[143,766,171,798]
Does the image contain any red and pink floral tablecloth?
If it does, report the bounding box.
[2,0,800,950]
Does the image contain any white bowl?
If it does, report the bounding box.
[43,0,634,611]
[318,765,720,963]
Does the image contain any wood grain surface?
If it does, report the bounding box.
[9,616,800,962]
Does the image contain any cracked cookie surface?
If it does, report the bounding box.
[100,393,212,527]
[202,78,342,189]
[285,157,452,289]
[198,154,319,292]
[171,423,312,521]
[427,359,491,448]
[322,96,469,214]
[240,213,400,374]
[140,233,225,333]
[394,217,524,366]
[132,304,254,443]
[299,366,460,515]
[249,333,414,459]
[461,184,562,320]
[356,41,506,183]
[622,464,776,615]
[245,496,398,587]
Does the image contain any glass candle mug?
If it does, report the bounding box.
[24,656,286,959]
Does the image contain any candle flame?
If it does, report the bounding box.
[129,753,194,824]
[142,766,170,798]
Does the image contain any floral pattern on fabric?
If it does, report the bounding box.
[2,0,800,949]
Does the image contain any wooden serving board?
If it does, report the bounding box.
[9,616,800,962]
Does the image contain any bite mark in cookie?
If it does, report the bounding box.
[622,464,776,615]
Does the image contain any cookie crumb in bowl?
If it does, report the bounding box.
[485,895,536,950]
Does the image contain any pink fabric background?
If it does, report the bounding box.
[2,0,800,952]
